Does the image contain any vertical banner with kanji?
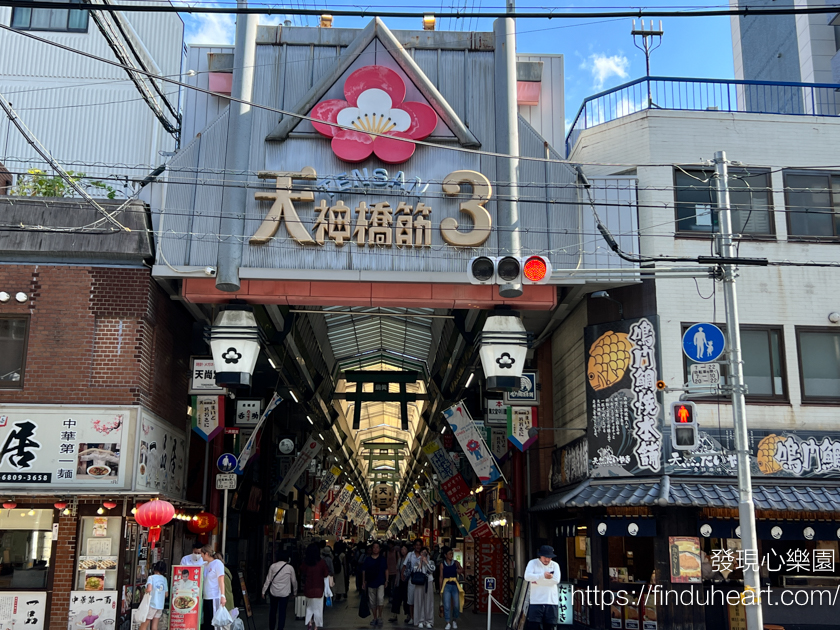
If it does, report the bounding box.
[322,483,354,528]
[443,403,500,484]
[191,396,224,441]
[315,465,341,505]
[507,406,538,451]
[275,432,322,497]
[474,539,505,612]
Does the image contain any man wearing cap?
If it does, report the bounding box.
[523,545,561,630]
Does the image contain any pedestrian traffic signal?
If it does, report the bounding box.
[670,401,698,450]
[467,256,551,285]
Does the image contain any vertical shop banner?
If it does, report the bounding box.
[409,492,425,518]
[474,539,505,612]
[507,406,538,451]
[237,393,283,469]
[275,432,321,497]
[348,496,363,523]
[322,483,354,528]
[69,592,118,629]
[136,411,187,499]
[413,484,433,511]
[191,396,224,441]
[315,466,341,505]
[443,403,500,484]
[0,592,47,630]
[585,317,663,477]
[558,583,574,625]
[170,566,202,630]
[490,428,509,460]
[333,518,346,538]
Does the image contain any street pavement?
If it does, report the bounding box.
[249,585,510,630]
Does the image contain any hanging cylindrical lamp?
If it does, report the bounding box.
[206,305,264,389]
[135,500,175,548]
[476,308,531,391]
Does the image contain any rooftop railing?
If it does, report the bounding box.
[565,76,840,156]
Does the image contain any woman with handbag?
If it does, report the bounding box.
[262,552,297,630]
[300,543,329,630]
[411,547,435,629]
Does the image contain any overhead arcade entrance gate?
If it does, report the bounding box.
[150,18,639,540]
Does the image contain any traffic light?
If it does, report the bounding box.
[670,401,698,450]
[467,256,551,285]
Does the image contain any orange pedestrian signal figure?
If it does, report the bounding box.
[670,401,697,450]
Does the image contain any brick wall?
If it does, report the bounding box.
[0,264,192,427]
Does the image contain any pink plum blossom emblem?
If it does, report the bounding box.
[310,65,438,164]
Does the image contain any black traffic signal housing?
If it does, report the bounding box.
[670,400,698,450]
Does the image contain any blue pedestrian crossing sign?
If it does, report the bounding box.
[484,577,496,592]
[682,323,725,363]
[217,453,237,473]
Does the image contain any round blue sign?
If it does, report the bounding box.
[682,323,725,363]
[217,453,237,473]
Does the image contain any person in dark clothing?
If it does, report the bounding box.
[388,543,411,623]
[362,542,389,626]
[301,543,330,630]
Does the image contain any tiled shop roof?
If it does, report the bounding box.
[532,477,840,513]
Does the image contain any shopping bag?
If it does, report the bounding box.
[325,597,332,608]
[295,596,307,620]
[211,605,233,629]
[358,589,371,618]
[231,618,245,630]
[136,593,151,622]
[323,577,333,599]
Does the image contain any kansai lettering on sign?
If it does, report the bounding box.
[250,168,493,249]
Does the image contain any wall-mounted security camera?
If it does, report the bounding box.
[204,267,217,277]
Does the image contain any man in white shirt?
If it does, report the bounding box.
[180,543,205,566]
[523,545,561,630]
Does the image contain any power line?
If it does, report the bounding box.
[4,0,840,19]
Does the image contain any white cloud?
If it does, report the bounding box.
[581,53,629,89]
[184,13,235,45]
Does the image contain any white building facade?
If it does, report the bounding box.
[0,2,183,194]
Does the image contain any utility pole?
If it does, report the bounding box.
[713,150,763,630]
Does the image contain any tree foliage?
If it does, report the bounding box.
[10,169,117,199]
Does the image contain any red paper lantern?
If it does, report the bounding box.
[2,502,16,510]
[186,511,218,543]
[135,499,174,548]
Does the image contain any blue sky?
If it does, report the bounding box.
[182,1,734,133]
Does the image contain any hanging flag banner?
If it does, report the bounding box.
[315,466,341,505]
[322,483,354,528]
[455,495,493,537]
[333,518,346,538]
[348,496,364,523]
[443,402,501,484]
[192,395,225,441]
[401,500,416,523]
[238,392,283,468]
[507,406,538,451]
[275,432,322,497]
[409,492,425,518]
[438,489,469,536]
[414,484,434,511]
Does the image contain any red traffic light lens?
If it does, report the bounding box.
[523,256,547,282]
[675,405,692,423]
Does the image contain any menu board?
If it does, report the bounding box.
[668,537,702,583]
[170,566,202,630]
[0,592,47,630]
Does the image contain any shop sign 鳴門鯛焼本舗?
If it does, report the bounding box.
[584,317,663,478]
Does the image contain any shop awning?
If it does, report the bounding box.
[531,477,840,512]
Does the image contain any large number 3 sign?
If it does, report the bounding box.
[440,170,493,248]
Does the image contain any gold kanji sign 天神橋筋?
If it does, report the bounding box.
[249,168,493,249]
